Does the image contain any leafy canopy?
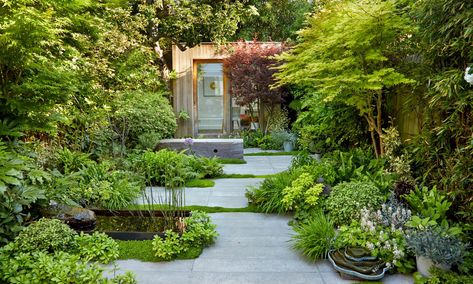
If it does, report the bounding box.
[274,0,414,156]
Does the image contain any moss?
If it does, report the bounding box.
[125,204,261,213]
[117,240,203,262]
[216,173,274,178]
[217,158,247,164]
[244,151,300,156]
[185,179,215,188]
[96,216,165,232]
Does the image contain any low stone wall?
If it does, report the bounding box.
[156,139,244,159]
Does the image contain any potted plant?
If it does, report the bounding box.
[269,130,296,151]
[278,130,297,152]
[407,228,466,277]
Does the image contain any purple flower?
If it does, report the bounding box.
[184,137,194,146]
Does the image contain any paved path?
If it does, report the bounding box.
[223,156,292,175]
[137,178,263,208]
[117,150,413,283]
[108,213,412,284]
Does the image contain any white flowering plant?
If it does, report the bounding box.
[465,67,473,84]
[335,202,415,273]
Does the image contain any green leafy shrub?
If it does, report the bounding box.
[0,142,46,244]
[75,232,119,263]
[152,230,183,260]
[282,173,324,220]
[152,211,217,261]
[54,148,93,174]
[137,132,162,150]
[300,160,337,185]
[112,90,176,148]
[63,161,142,209]
[290,151,315,169]
[326,181,384,225]
[131,149,196,187]
[404,186,451,223]
[295,102,370,154]
[352,167,396,194]
[414,269,473,284]
[246,169,301,214]
[182,211,218,247]
[14,218,77,254]
[0,249,134,284]
[257,134,277,150]
[292,211,335,261]
[188,156,223,178]
[242,129,264,148]
[0,218,129,283]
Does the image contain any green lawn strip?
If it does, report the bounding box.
[244,151,300,156]
[117,240,202,262]
[126,204,261,213]
[216,173,275,179]
[217,158,247,164]
[185,179,215,188]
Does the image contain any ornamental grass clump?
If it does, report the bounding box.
[326,181,384,226]
[292,211,335,261]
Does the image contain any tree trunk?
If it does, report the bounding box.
[365,114,379,158]
[376,91,384,155]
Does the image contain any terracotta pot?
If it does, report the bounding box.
[416,255,451,277]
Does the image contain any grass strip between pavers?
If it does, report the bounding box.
[126,204,261,213]
[216,173,275,179]
[185,179,215,187]
[244,151,300,156]
[217,158,247,164]
[117,240,203,262]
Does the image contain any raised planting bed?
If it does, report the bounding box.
[92,209,191,241]
[156,138,244,159]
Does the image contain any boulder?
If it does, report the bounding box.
[41,204,96,232]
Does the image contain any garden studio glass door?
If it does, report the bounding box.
[194,61,226,133]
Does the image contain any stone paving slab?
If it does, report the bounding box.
[243,148,284,154]
[223,156,293,175]
[136,178,263,208]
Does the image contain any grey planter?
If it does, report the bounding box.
[283,141,294,152]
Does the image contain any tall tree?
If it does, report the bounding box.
[223,41,287,132]
[233,0,312,41]
[274,0,414,157]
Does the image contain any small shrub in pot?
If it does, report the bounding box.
[407,228,467,277]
